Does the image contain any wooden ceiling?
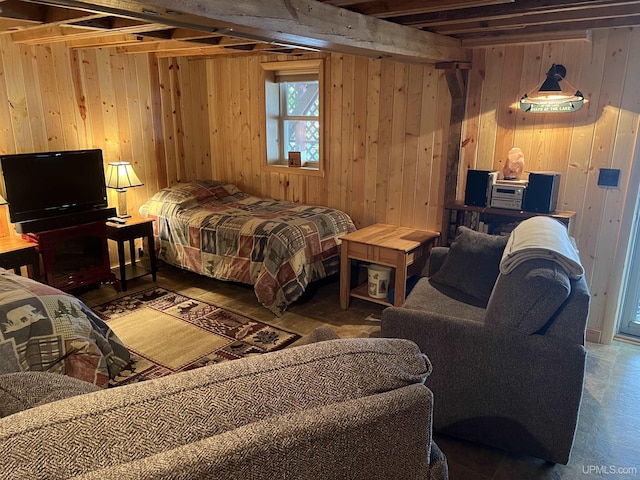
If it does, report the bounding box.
[0,0,639,63]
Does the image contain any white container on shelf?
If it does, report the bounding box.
[367,264,391,299]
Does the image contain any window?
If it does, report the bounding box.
[261,60,323,174]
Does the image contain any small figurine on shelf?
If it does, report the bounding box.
[502,147,525,180]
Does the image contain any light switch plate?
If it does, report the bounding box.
[598,168,620,187]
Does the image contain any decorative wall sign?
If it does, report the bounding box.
[519,64,585,113]
[519,96,584,113]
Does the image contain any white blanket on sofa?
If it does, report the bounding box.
[500,216,584,279]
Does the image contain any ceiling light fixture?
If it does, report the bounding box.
[519,64,585,113]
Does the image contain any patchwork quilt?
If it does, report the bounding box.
[139,180,356,315]
[0,270,130,387]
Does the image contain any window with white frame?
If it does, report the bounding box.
[261,60,323,173]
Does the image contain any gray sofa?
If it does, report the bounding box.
[0,334,448,479]
[381,223,591,465]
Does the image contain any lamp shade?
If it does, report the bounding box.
[520,64,584,113]
[105,162,143,191]
[0,194,7,206]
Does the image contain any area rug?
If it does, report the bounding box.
[93,287,301,387]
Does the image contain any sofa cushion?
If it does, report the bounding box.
[71,385,437,480]
[430,227,509,305]
[403,277,487,322]
[1,338,432,479]
[485,259,571,334]
[0,372,101,418]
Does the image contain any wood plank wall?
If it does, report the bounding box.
[0,36,166,220]
[204,53,451,232]
[0,27,639,342]
[461,28,640,342]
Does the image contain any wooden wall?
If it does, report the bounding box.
[203,53,452,232]
[461,27,640,342]
[1,26,639,342]
[0,36,452,234]
[0,36,167,222]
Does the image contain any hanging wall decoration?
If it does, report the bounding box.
[519,64,584,113]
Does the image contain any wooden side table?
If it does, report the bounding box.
[0,236,40,280]
[340,224,440,309]
[106,217,157,292]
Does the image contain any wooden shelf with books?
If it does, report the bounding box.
[443,201,576,246]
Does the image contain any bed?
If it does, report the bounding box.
[0,269,130,387]
[139,180,356,315]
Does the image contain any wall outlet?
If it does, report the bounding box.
[598,168,620,187]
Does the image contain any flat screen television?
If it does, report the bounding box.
[0,149,113,232]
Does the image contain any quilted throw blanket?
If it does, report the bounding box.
[0,270,130,387]
[140,180,356,315]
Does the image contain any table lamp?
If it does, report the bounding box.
[105,162,143,219]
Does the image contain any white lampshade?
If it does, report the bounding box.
[105,162,143,219]
[105,162,143,191]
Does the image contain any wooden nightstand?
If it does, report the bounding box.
[106,217,157,292]
[339,224,439,309]
[0,236,41,280]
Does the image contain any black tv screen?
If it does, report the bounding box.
[0,149,109,224]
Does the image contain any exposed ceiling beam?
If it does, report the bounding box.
[114,36,254,54]
[64,33,145,49]
[151,42,307,59]
[22,0,471,63]
[323,0,513,18]
[63,29,230,50]
[10,17,173,44]
[168,28,223,41]
[392,0,640,27]
[430,3,640,35]
[460,14,640,46]
[0,0,104,25]
[0,0,47,23]
[461,29,592,47]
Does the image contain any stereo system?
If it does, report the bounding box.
[490,183,525,210]
[464,170,561,214]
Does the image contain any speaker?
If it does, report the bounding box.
[464,170,498,207]
[523,172,561,213]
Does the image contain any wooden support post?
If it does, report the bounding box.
[436,62,471,239]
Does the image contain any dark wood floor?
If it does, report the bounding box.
[80,264,640,480]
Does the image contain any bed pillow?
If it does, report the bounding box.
[197,180,244,200]
[139,181,246,217]
[141,182,213,210]
[430,226,509,304]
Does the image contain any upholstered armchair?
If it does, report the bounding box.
[381,218,591,465]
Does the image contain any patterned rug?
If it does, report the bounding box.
[93,287,301,387]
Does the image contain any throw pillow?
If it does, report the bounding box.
[430,226,509,304]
